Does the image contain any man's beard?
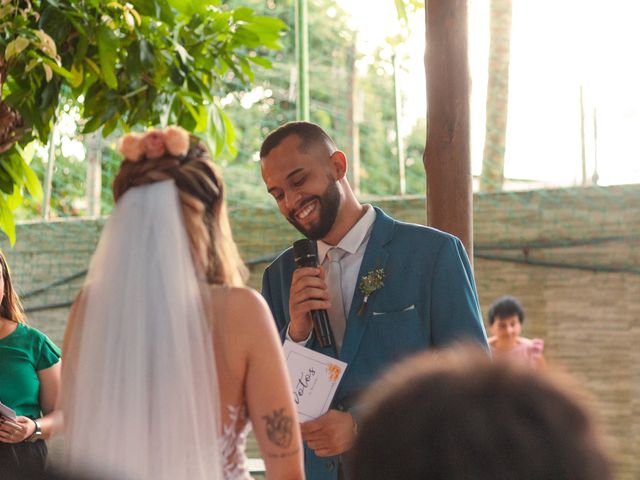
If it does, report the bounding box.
[287,178,341,240]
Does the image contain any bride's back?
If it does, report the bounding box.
[209,284,304,480]
[62,129,303,480]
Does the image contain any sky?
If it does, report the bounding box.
[336,0,640,187]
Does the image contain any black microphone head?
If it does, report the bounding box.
[293,239,318,268]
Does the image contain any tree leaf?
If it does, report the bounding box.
[221,107,236,155]
[0,194,17,246]
[39,5,74,45]
[43,63,53,82]
[82,115,103,134]
[207,104,225,156]
[35,29,58,58]
[25,58,40,73]
[70,63,84,88]
[233,7,254,22]
[394,0,408,23]
[14,146,44,202]
[6,186,24,212]
[84,57,101,76]
[248,56,272,69]
[97,24,119,89]
[41,57,73,80]
[0,169,14,195]
[4,37,30,60]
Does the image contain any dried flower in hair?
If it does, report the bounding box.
[118,133,144,162]
[143,130,166,159]
[164,126,190,157]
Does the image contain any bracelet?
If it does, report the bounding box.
[26,418,41,443]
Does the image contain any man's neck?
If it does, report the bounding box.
[322,201,368,246]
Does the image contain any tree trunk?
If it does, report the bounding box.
[480,0,513,192]
[424,0,474,260]
[0,60,26,154]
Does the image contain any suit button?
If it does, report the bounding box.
[325,460,335,471]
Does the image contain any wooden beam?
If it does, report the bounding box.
[424,0,474,261]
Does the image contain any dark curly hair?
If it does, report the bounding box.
[349,347,611,480]
[488,295,525,325]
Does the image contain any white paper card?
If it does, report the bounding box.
[0,400,16,420]
[283,340,348,421]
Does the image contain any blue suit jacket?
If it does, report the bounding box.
[261,207,488,480]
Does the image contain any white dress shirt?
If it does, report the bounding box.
[287,205,377,344]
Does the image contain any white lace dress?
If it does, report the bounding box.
[220,404,253,479]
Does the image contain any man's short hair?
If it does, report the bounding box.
[349,347,611,480]
[259,121,337,159]
[488,295,525,325]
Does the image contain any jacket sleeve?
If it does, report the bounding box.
[261,265,289,343]
[429,236,489,351]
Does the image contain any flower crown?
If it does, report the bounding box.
[117,126,190,162]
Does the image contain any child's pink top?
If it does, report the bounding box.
[491,338,544,368]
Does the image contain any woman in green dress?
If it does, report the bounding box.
[0,250,61,478]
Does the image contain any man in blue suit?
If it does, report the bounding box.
[260,122,488,480]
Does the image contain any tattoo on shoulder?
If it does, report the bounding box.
[262,408,293,448]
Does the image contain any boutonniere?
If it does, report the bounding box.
[357,267,386,315]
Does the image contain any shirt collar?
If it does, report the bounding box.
[317,205,376,263]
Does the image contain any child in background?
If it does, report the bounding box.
[488,295,545,368]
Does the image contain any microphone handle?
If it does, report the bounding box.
[292,239,334,348]
[310,309,334,348]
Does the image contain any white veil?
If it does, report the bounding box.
[62,180,222,480]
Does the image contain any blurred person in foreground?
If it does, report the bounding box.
[488,295,545,368]
[61,127,303,480]
[349,347,611,480]
[0,250,62,479]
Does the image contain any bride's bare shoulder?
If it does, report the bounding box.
[209,285,272,330]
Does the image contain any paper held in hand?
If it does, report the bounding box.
[283,340,347,422]
[0,400,17,420]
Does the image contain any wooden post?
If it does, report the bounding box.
[592,107,599,185]
[347,42,361,196]
[393,53,406,195]
[480,0,512,192]
[42,125,57,220]
[424,0,474,260]
[86,132,102,218]
[580,85,587,186]
[295,0,309,120]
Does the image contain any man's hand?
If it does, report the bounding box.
[300,410,356,457]
[289,267,330,341]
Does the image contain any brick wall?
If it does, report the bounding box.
[2,184,638,478]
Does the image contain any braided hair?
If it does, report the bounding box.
[113,137,247,286]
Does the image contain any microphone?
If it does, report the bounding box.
[292,239,334,348]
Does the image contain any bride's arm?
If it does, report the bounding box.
[232,288,305,480]
[60,292,86,423]
[62,292,86,375]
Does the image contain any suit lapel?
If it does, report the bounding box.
[339,207,395,366]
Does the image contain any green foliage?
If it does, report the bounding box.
[357,49,398,196]
[213,0,359,204]
[394,0,424,24]
[218,0,422,202]
[0,143,43,242]
[0,0,286,243]
[404,117,427,194]
[219,0,356,162]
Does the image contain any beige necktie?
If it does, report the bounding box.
[325,247,347,353]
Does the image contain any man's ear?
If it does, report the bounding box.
[330,150,348,180]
